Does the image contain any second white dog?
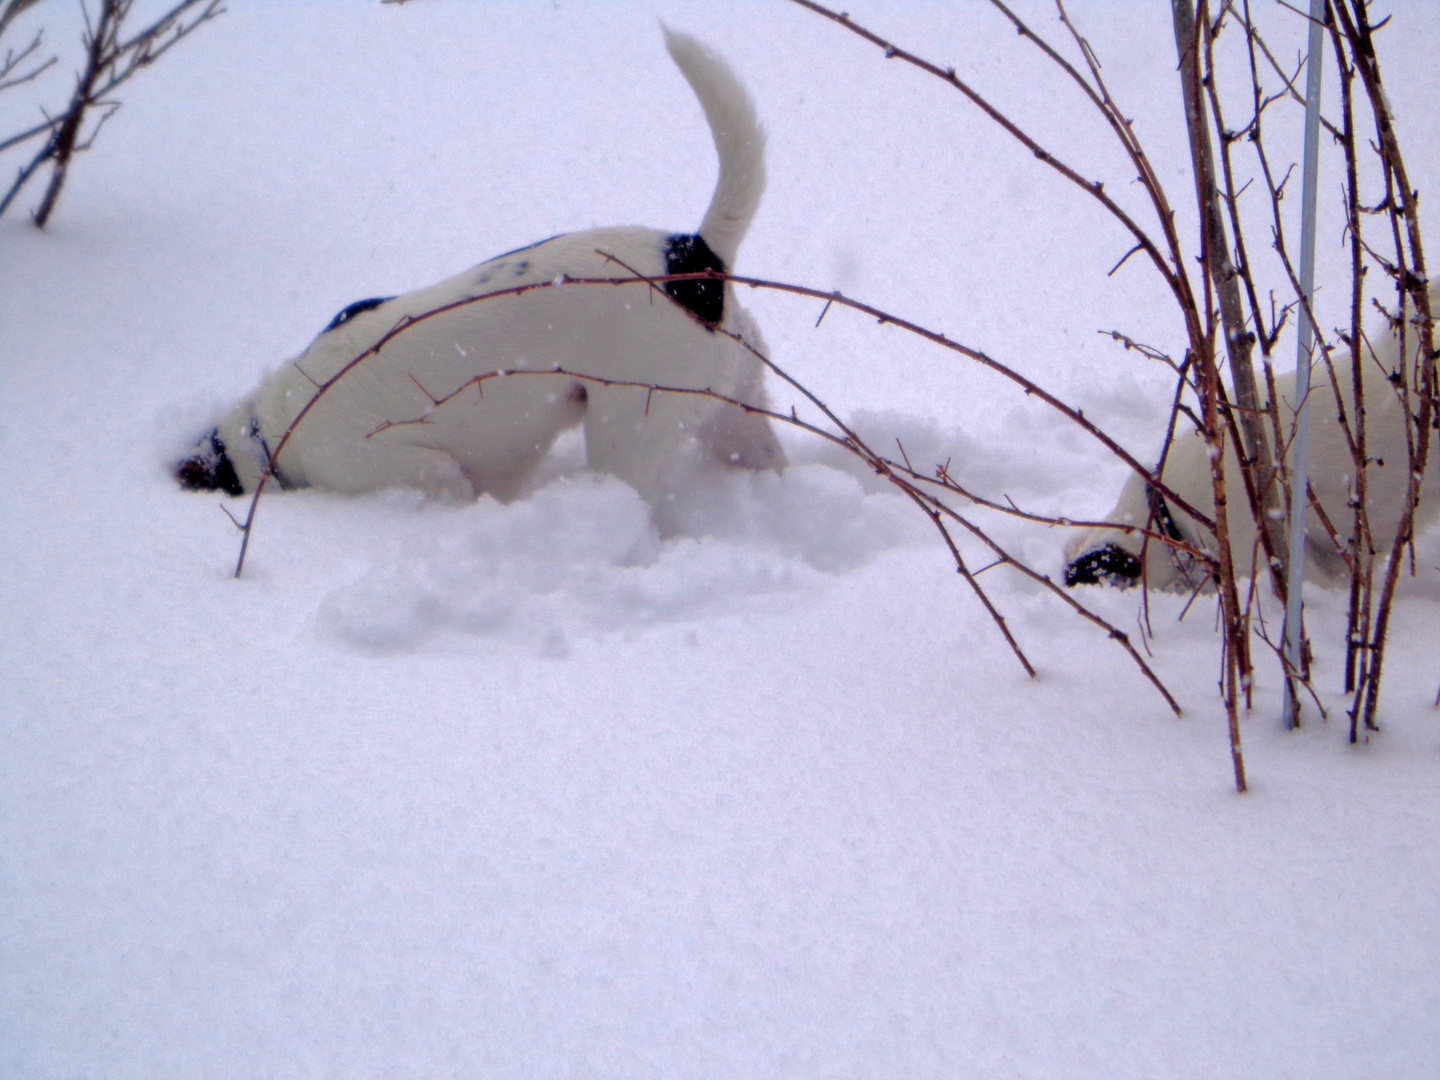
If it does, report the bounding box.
[1065,290,1439,590]
[177,28,785,504]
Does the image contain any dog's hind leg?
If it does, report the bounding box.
[581,385,704,503]
[424,375,588,501]
[698,301,786,471]
[697,396,786,471]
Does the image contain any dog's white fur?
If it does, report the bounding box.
[179,29,784,504]
[1065,287,1440,590]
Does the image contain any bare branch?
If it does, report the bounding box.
[784,0,1197,323]
[226,266,1186,714]
[0,26,54,91]
[0,0,47,40]
[1,0,223,225]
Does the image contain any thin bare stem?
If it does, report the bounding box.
[1,0,222,224]
[784,0,1206,341]
[225,265,1184,714]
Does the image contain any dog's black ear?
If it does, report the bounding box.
[176,429,244,496]
[663,233,725,327]
[1065,543,1142,587]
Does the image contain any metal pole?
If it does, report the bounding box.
[1282,0,1327,728]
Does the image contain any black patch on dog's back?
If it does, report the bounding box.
[486,234,562,265]
[664,233,724,327]
[176,429,244,496]
[323,296,394,334]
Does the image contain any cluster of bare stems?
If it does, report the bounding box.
[781,0,1430,789]
[220,1,1429,793]
[0,0,223,226]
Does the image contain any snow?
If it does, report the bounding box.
[2,1,1438,1077]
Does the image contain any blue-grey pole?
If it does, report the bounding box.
[1282,0,1327,728]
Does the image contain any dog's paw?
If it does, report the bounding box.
[417,456,478,503]
[699,406,787,472]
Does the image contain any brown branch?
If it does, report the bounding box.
[29,0,121,227]
[728,272,1219,530]
[910,482,1185,716]
[1209,2,1273,350]
[784,0,1200,328]
[900,487,1037,678]
[0,0,45,40]
[0,26,53,92]
[1176,0,1282,594]
[1329,0,1434,733]
[229,266,1184,714]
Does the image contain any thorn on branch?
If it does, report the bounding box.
[894,437,914,472]
[408,372,442,404]
[1108,243,1145,277]
[292,360,321,388]
[815,296,835,327]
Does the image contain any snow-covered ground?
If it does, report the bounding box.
[3,2,1438,1077]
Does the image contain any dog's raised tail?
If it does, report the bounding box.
[663,26,766,271]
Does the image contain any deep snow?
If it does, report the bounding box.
[2,2,1438,1078]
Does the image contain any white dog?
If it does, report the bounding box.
[1065,290,1439,590]
[177,29,784,504]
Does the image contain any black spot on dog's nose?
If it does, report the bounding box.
[664,233,725,326]
[323,296,394,334]
[176,429,244,496]
[1065,543,1142,587]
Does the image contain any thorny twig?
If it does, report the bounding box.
[225,265,1183,716]
[785,0,1207,345]
[0,23,54,93]
[785,0,1249,786]
[1326,0,1435,736]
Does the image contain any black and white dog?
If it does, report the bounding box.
[1065,290,1439,590]
[177,28,784,505]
